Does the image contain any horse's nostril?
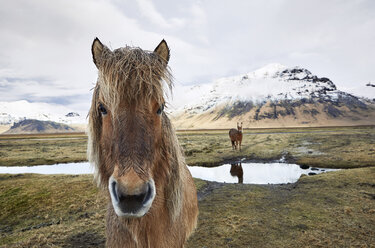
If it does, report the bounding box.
[111,181,119,202]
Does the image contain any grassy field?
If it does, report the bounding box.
[179,126,375,168]
[188,167,375,248]
[0,133,87,167]
[0,126,374,247]
[0,168,374,247]
[1,126,374,168]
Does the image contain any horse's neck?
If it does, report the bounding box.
[106,203,172,248]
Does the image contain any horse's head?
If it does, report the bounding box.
[237,122,243,133]
[88,38,173,218]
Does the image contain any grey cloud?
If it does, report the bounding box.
[0,0,374,111]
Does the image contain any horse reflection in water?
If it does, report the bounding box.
[230,163,244,184]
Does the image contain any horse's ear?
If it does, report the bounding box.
[92,37,104,68]
[154,39,170,64]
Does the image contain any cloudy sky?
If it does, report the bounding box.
[0,0,374,112]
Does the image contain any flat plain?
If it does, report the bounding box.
[0,126,374,247]
[1,126,374,168]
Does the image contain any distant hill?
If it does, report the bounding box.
[170,64,375,129]
[4,119,77,134]
[0,100,86,126]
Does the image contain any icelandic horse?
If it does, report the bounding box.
[229,122,243,151]
[87,38,198,248]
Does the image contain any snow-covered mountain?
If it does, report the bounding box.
[170,64,375,129]
[1,64,374,132]
[344,82,375,101]
[0,100,87,126]
[5,119,78,134]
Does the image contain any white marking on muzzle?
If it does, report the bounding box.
[108,176,156,218]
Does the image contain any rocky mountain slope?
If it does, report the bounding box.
[4,119,77,134]
[170,64,375,129]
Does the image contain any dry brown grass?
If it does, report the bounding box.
[0,126,374,169]
[1,126,374,247]
[1,168,374,247]
[180,126,375,168]
[187,167,375,248]
[0,174,106,247]
[0,133,87,166]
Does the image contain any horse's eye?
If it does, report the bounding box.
[98,103,107,116]
[156,104,164,115]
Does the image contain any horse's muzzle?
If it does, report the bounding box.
[109,176,156,218]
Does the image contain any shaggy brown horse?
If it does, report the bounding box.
[229,122,243,151]
[87,38,198,248]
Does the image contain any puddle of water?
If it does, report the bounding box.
[0,162,93,175]
[0,162,338,184]
[189,162,338,184]
[0,137,85,142]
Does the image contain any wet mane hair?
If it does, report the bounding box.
[95,46,172,110]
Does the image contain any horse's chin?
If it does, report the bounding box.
[109,179,156,218]
[113,206,152,218]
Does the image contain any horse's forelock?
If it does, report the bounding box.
[96,46,172,113]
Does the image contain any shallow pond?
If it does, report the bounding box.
[0,162,93,175]
[0,162,338,184]
[189,162,338,184]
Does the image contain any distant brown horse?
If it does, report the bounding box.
[230,163,243,184]
[87,38,198,248]
[229,122,243,151]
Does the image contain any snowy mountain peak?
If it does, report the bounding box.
[171,64,341,115]
[171,65,375,129]
[65,112,80,117]
[250,63,287,78]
